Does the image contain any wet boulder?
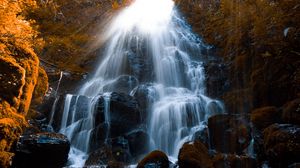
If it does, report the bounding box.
[137,150,169,168]
[85,145,114,166]
[133,84,158,121]
[92,92,142,146]
[46,94,91,132]
[250,106,281,130]
[85,142,131,167]
[178,140,213,168]
[192,126,209,148]
[13,132,70,168]
[263,124,300,168]
[125,129,149,158]
[208,114,252,154]
[212,153,257,168]
[99,92,141,137]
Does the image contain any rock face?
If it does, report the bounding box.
[178,141,213,168]
[212,153,257,168]
[137,150,169,168]
[0,1,45,165]
[107,92,141,137]
[208,114,251,154]
[282,99,300,125]
[125,129,149,158]
[250,106,281,130]
[263,124,300,168]
[13,132,70,168]
[85,145,116,166]
[103,75,139,94]
[90,92,142,150]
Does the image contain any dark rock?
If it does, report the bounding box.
[110,136,131,163]
[137,150,169,168]
[250,106,281,130]
[289,163,300,168]
[86,137,131,166]
[13,132,70,168]
[89,123,109,150]
[212,153,257,168]
[107,161,126,168]
[85,144,131,167]
[125,129,149,158]
[282,99,300,125]
[106,92,141,137]
[124,37,154,83]
[192,127,209,148]
[91,92,141,147]
[85,145,114,166]
[208,114,252,154]
[205,60,229,99]
[46,95,90,132]
[263,124,300,168]
[222,89,253,114]
[103,75,139,94]
[178,140,213,168]
[133,84,158,121]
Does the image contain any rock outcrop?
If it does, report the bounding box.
[0,0,47,167]
[13,132,70,168]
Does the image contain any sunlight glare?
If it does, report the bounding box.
[116,0,174,33]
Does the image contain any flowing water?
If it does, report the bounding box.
[49,0,225,166]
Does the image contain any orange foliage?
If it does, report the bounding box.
[0,1,43,167]
[29,0,117,72]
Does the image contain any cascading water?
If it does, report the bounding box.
[49,0,224,166]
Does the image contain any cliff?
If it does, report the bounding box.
[0,0,47,167]
[176,0,300,113]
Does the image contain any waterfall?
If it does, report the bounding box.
[50,0,224,166]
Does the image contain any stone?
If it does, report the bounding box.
[212,153,257,168]
[85,146,115,166]
[222,89,253,114]
[125,129,149,158]
[137,150,169,168]
[205,60,229,99]
[263,124,300,168]
[250,106,281,130]
[282,99,300,125]
[192,127,209,148]
[13,132,70,168]
[103,75,139,94]
[178,140,213,168]
[208,114,252,154]
[105,92,142,137]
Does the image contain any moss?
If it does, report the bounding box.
[31,67,49,106]
[0,151,14,168]
[0,57,26,108]
[0,118,22,151]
